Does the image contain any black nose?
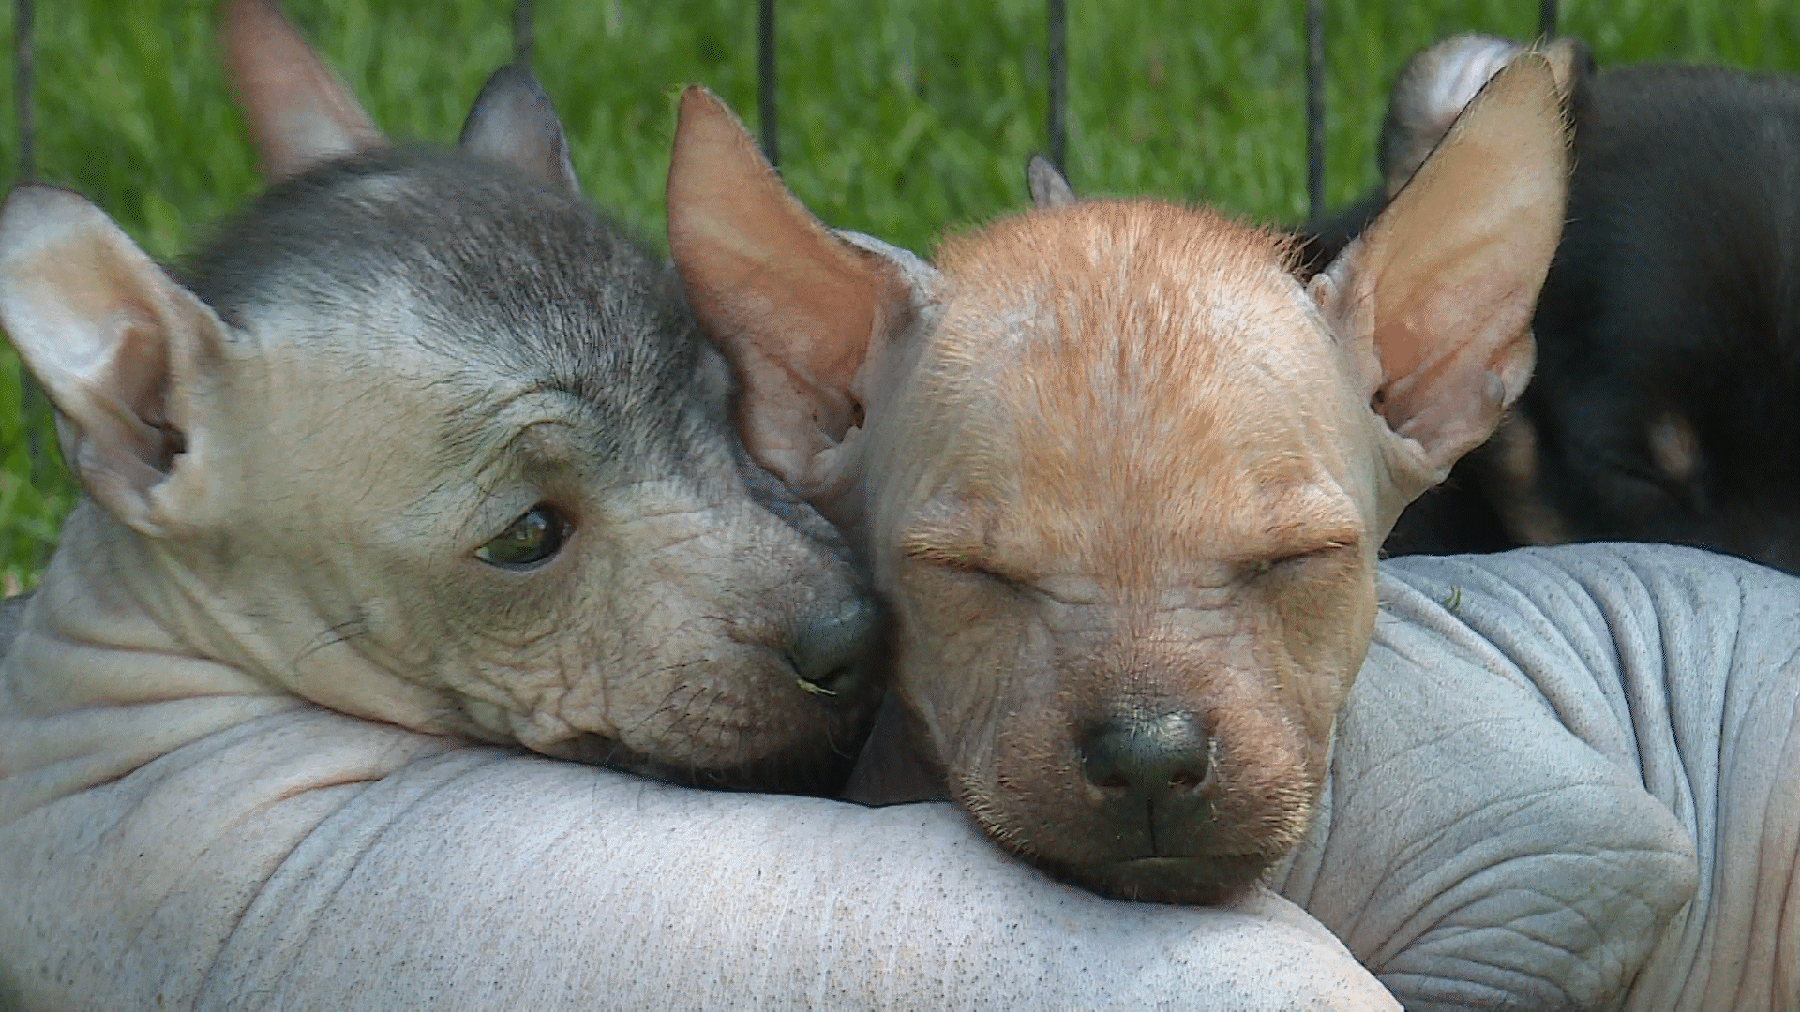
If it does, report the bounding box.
[786,598,878,699]
[1079,711,1216,812]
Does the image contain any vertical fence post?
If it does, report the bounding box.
[513,0,533,65]
[1047,0,1067,173]
[1304,0,1324,224]
[757,0,778,168]
[13,0,48,491]
[13,0,32,182]
[1539,0,1558,39]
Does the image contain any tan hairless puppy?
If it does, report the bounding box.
[669,56,1566,901]
[671,52,1800,1010]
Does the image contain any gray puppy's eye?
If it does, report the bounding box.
[475,505,570,569]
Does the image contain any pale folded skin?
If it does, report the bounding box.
[2,542,1794,1009]
[1285,544,1798,1010]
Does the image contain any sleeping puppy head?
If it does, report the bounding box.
[667,58,1567,902]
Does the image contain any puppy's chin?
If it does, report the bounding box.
[490,635,884,795]
[1037,855,1273,906]
[548,731,863,794]
[950,747,1321,905]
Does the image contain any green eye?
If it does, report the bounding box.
[475,505,569,569]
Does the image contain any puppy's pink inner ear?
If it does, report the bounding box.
[667,86,887,486]
[1326,53,1568,479]
[221,0,385,180]
[0,187,227,536]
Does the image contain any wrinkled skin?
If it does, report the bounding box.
[858,209,1383,902]
[1286,546,1800,1011]
[0,610,1398,1009]
[0,8,1396,1010]
[3,16,1794,1004]
[159,174,880,786]
[666,61,1567,902]
[0,2,882,795]
[7,541,1798,1010]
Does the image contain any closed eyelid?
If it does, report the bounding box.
[899,529,1031,585]
[902,537,998,572]
[898,515,989,560]
[1233,527,1360,563]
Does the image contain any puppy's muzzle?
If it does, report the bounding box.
[785,597,880,699]
[1078,710,1218,851]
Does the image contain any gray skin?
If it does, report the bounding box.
[0,12,887,788]
[168,145,880,788]
[0,105,1397,1012]
[1284,545,1800,1010]
[7,533,1793,1009]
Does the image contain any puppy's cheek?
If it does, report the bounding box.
[443,544,872,777]
[1260,563,1377,745]
[588,506,882,763]
[523,628,867,778]
[596,602,870,768]
[888,570,1036,756]
[1208,704,1322,840]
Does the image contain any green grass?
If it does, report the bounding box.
[3,0,1799,587]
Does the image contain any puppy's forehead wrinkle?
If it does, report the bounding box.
[885,203,1382,602]
[927,202,1346,464]
[435,381,584,470]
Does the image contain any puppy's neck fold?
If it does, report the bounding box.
[5,505,240,706]
[2,501,469,741]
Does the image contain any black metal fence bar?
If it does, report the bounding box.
[0,0,1577,244]
[734,1,1550,214]
[514,0,534,65]
[758,0,778,167]
[15,0,33,181]
[1047,0,1067,173]
[13,0,46,481]
[1304,0,1324,224]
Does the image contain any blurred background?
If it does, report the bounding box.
[2,0,1798,590]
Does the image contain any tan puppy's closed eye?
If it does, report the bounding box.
[670,55,1568,903]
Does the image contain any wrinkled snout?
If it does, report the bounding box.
[953,635,1336,905]
[530,465,888,795]
[1078,711,1218,847]
[1001,690,1321,904]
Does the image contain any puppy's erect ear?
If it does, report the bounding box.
[1313,54,1568,505]
[1380,34,1591,197]
[221,0,384,179]
[0,186,228,537]
[667,86,928,491]
[458,64,582,195]
[1026,154,1077,208]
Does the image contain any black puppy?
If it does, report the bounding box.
[1306,35,1800,569]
